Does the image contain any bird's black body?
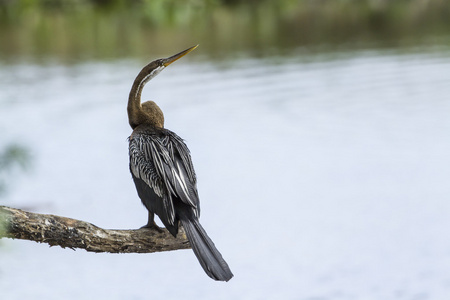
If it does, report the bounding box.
[129,125,198,236]
[127,46,233,282]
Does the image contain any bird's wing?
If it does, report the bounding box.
[164,130,198,201]
[129,130,199,224]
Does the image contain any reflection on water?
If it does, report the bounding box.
[1,49,450,299]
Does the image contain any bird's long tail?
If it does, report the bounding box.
[179,215,233,282]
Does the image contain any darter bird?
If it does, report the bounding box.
[127,45,233,282]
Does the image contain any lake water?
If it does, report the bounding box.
[1,50,450,299]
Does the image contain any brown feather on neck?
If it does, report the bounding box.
[141,101,164,128]
[127,60,165,129]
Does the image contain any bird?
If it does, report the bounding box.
[127,45,233,282]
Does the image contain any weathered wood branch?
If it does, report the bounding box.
[0,205,190,253]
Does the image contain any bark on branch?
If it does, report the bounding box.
[0,205,190,253]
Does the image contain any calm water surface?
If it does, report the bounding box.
[1,51,450,299]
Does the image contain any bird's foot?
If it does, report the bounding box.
[140,222,164,233]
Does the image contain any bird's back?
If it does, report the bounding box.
[129,125,199,236]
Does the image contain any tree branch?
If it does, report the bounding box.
[0,205,190,253]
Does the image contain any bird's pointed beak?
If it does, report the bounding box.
[162,45,198,67]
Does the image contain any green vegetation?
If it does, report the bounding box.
[0,145,30,196]
[0,144,29,244]
[0,0,450,62]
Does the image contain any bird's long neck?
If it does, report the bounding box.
[128,64,164,129]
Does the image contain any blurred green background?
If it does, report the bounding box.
[1,0,450,63]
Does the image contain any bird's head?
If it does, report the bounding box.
[138,45,199,87]
[128,45,198,129]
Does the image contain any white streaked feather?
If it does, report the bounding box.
[172,160,194,205]
[129,129,199,224]
[134,65,165,102]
